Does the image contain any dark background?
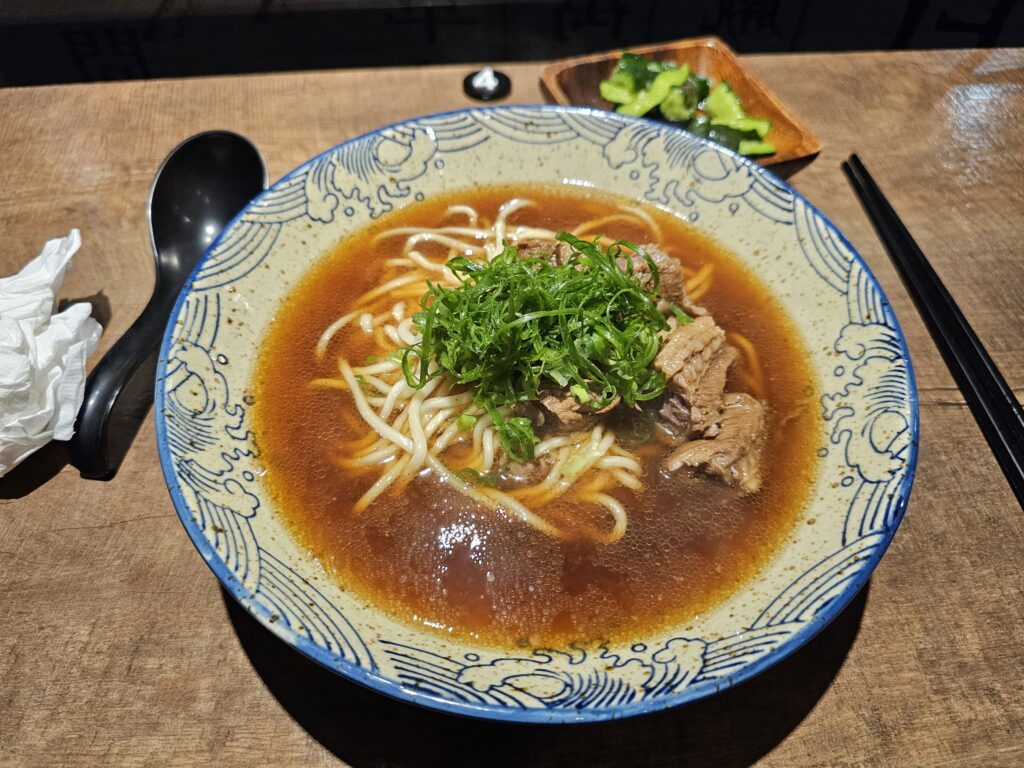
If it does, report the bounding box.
[1,0,1022,86]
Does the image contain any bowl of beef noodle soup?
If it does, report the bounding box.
[156,106,917,723]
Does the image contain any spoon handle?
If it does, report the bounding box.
[69,289,177,479]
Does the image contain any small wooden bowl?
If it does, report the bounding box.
[540,37,821,170]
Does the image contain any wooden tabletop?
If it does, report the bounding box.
[2,49,1023,767]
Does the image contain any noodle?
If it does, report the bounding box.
[338,430,380,452]
[315,311,358,358]
[571,206,662,243]
[686,263,715,302]
[446,204,478,225]
[309,377,350,391]
[727,330,766,399]
[352,360,401,375]
[353,455,410,514]
[353,273,424,308]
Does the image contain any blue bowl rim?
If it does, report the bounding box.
[155,103,920,725]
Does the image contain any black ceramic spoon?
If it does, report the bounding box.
[69,131,267,479]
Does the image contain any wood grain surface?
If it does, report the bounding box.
[1,50,1023,767]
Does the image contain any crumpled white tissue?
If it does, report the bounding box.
[0,230,102,477]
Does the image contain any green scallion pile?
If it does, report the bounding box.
[401,232,673,461]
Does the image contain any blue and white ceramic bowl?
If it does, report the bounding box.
[156,106,918,723]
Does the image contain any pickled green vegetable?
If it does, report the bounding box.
[704,82,745,123]
[599,54,775,157]
[616,66,690,117]
[738,139,777,156]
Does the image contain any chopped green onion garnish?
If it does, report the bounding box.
[669,304,694,324]
[457,467,498,487]
[401,232,669,462]
[562,452,590,479]
[570,384,592,403]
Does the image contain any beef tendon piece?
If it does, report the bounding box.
[655,316,724,382]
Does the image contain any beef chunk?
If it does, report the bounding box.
[540,390,619,431]
[654,317,738,435]
[499,456,554,490]
[690,345,739,436]
[540,391,588,428]
[665,392,765,493]
[628,244,706,317]
[655,316,725,383]
[516,238,574,266]
[657,395,691,441]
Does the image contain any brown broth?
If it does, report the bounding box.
[252,184,820,648]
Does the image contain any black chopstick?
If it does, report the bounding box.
[842,154,1024,509]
